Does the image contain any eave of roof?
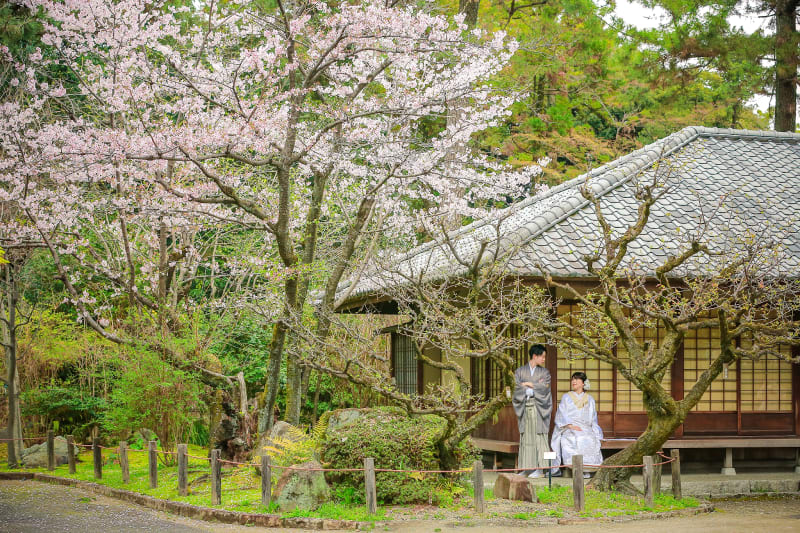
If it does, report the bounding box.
[336,127,800,309]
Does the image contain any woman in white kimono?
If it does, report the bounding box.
[551,371,603,477]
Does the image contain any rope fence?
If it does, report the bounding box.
[7,432,682,514]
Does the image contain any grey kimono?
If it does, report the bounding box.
[512,363,552,435]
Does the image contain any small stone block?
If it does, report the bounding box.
[492,473,534,502]
[720,467,736,476]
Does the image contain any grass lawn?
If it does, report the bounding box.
[535,485,700,518]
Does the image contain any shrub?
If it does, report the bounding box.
[20,386,108,439]
[102,350,204,462]
[321,407,470,504]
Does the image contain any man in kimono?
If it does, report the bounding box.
[512,344,553,478]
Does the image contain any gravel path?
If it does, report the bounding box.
[0,480,312,533]
[1,479,798,532]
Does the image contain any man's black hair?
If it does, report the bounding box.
[528,344,546,358]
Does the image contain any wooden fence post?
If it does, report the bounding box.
[177,444,188,496]
[670,449,682,500]
[261,455,271,508]
[643,455,654,507]
[211,449,222,505]
[572,454,584,512]
[148,440,158,489]
[473,459,485,514]
[66,435,76,474]
[92,439,102,479]
[119,441,130,484]
[47,430,55,471]
[364,457,377,515]
[654,454,663,494]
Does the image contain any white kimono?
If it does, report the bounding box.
[551,391,604,469]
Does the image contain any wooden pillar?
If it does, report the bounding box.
[119,441,130,484]
[66,435,76,474]
[473,460,485,514]
[261,455,271,508]
[643,455,654,507]
[148,440,158,488]
[794,448,800,475]
[177,444,188,496]
[92,439,102,480]
[211,449,221,505]
[572,455,584,512]
[721,447,736,475]
[46,430,55,471]
[364,457,377,515]
[670,449,682,499]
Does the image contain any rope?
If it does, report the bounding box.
[18,439,676,474]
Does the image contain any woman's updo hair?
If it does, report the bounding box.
[571,371,588,382]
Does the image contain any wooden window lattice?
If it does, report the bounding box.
[392,333,418,395]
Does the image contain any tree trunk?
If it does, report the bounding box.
[2,264,22,466]
[258,321,288,433]
[774,0,798,132]
[437,439,461,473]
[285,354,303,426]
[589,412,682,493]
[458,0,480,28]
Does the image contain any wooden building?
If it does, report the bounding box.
[337,127,800,472]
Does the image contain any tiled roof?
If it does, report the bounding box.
[337,127,800,305]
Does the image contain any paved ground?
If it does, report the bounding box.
[0,481,310,533]
[1,479,799,533]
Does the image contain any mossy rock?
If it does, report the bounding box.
[320,407,473,504]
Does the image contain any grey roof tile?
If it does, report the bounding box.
[338,127,800,304]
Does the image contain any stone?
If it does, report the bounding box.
[324,409,364,436]
[270,421,298,441]
[492,473,535,502]
[750,479,797,493]
[21,436,72,468]
[273,461,331,511]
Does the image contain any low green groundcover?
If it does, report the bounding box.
[535,485,700,517]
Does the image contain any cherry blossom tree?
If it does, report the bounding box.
[1,0,546,436]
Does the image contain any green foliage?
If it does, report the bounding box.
[443,0,769,184]
[259,424,318,468]
[0,1,43,51]
[20,386,108,439]
[321,407,471,505]
[102,350,205,456]
[209,311,273,391]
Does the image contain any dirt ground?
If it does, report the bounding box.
[0,480,798,532]
[387,497,800,533]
